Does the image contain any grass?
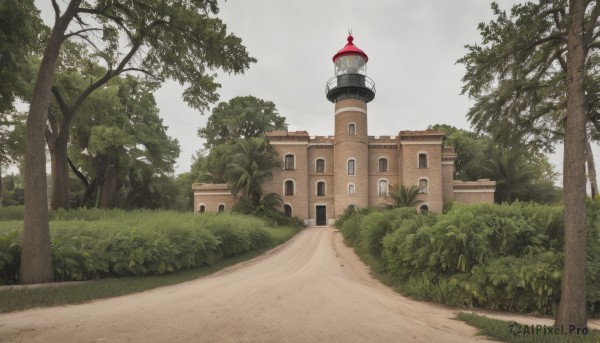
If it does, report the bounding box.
[0,226,299,313]
[457,312,600,343]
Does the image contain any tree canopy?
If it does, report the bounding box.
[68,74,180,209]
[0,0,42,113]
[458,0,593,328]
[457,1,599,185]
[429,124,560,203]
[224,137,281,205]
[20,0,256,284]
[198,96,287,149]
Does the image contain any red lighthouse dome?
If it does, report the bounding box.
[331,35,369,76]
[325,34,375,103]
[332,35,368,62]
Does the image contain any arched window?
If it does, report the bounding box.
[284,180,294,196]
[419,179,429,194]
[420,204,429,214]
[199,205,206,214]
[348,183,355,195]
[378,179,389,196]
[218,204,225,213]
[316,158,325,173]
[284,204,292,218]
[348,123,356,135]
[378,158,388,172]
[418,153,428,169]
[348,159,355,176]
[317,181,325,196]
[284,154,295,170]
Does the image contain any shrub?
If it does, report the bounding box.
[0,210,275,284]
[0,230,21,285]
[0,206,24,221]
[340,214,363,246]
[345,199,600,316]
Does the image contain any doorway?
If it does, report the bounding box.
[316,205,327,226]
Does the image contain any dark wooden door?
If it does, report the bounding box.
[316,206,327,226]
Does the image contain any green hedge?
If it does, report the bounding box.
[0,210,273,284]
[337,200,600,316]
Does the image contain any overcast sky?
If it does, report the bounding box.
[33,0,598,182]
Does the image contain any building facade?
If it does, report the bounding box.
[193,35,495,225]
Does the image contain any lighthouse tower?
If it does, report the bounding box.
[326,34,375,218]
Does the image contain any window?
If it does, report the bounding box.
[348,123,356,135]
[284,154,295,170]
[284,204,292,218]
[419,179,429,194]
[348,183,355,195]
[378,158,388,172]
[420,204,429,214]
[218,204,225,213]
[317,181,325,196]
[348,159,355,175]
[285,180,294,195]
[199,205,205,214]
[316,159,325,172]
[418,153,428,169]
[378,179,389,196]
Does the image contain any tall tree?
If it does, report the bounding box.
[68,75,180,209]
[558,0,588,328]
[22,1,255,284]
[198,96,287,149]
[458,0,599,196]
[459,0,591,328]
[224,137,281,205]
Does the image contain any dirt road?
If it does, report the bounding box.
[0,228,575,342]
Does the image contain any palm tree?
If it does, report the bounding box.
[388,184,420,208]
[480,147,536,203]
[224,137,281,204]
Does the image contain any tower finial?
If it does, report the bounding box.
[348,27,352,36]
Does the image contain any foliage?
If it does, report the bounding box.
[0,205,25,220]
[0,0,42,112]
[224,137,282,204]
[231,193,305,228]
[429,124,561,204]
[0,210,274,284]
[198,96,287,149]
[20,0,256,282]
[67,74,180,209]
[388,184,421,208]
[457,312,600,343]
[0,225,298,314]
[457,1,600,150]
[429,124,491,181]
[337,200,600,316]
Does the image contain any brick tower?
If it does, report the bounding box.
[326,34,376,218]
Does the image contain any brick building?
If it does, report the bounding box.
[193,35,495,225]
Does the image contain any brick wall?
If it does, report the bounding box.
[399,138,444,213]
[264,141,310,220]
[453,191,494,204]
[333,99,369,218]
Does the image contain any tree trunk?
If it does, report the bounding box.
[585,138,598,197]
[49,135,70,210]
[98,162,117,209]
[555,0,588,329]
[21,1,81,284]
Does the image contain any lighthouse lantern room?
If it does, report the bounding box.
[326,34,375,103]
